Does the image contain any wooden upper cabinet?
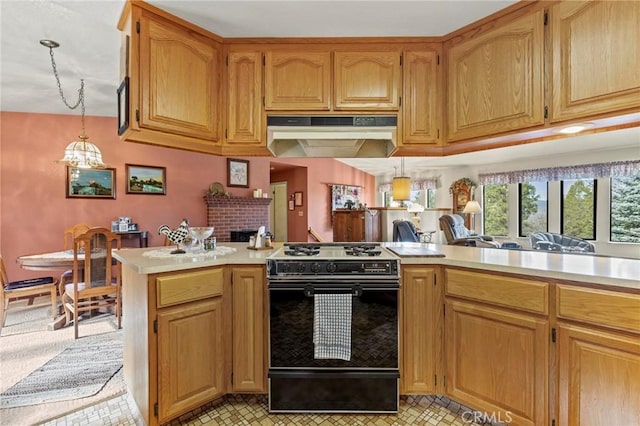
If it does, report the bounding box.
[446,10,544,142]
[226,51,263,145]
[550,1,640,122]
[402,50,439,145]
[334,51,401,110]
[264,51,331,110]
[138,10,221,142]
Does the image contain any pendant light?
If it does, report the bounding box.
[41,39,106,169]
[392,157,410,201]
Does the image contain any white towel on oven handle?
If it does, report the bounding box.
[313,292,352,361]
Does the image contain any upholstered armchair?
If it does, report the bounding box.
[529,232,595,253]
[392,220,421,242]
[438,214,501,248]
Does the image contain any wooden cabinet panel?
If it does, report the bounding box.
[446,268,548,314]
[402,50,439,145]
[264,51,331,110]
[157,298,224,423]
[445,300,548,426]
[156,268,224,307]
[334,51,401,110]
[557,284,640,334]
[401,266,442,394]
[446,10,544,142]
[231,266,266,393]
[332,210,381,242]
[557,324,640,426]
[226,51,263,146]
[139,10,221,141]
[550,1,640,122]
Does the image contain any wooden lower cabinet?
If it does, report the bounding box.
[230,266,266,392]
[445,299,549,426]
[157,298,224,423]
[332,210,381,242]
[557,323,640,426]
[401,266,443,394]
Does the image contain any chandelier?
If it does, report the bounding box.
[40,39,106,169]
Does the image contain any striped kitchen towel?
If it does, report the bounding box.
[313,293,352,361]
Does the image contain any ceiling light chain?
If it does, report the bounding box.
[41,39,106,169]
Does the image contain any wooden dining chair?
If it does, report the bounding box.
[61,227,122,339]
[0,256,58,331]
[63,223,92,250]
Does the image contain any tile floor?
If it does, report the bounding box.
[42,392,495,426]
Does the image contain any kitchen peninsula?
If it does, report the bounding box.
[113,243,640,426]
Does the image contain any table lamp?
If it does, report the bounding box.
[462,200,482,233]
[407,203,425,229]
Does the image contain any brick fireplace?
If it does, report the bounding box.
[205,194,271,242]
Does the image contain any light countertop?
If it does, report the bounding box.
[113,242,640,291]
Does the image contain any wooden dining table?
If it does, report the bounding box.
[16,250,83,330]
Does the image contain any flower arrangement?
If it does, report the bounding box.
[449,177,476,194]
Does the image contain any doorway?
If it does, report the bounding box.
[270,182,288,242]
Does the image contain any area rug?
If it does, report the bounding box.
[0,334,123,408]
[0,299,126,424]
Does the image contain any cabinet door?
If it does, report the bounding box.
[550,1,640,122]
[403,50,439,145]
[402,267,442,394]
[139,11,221,141]
[557,324,640,426]
[231,266,266,393]
[445,299,548,426]
[334,51,401,110]
[446,11,544,142]
[332,211,349,242]
[350,212,366,242]
[264,51,331,110]
[226,51,263,146]
[157,298,224,423]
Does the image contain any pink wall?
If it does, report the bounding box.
[1,112,376,280]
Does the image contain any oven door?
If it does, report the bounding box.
[268,281,398,369]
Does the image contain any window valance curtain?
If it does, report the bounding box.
[478,160,640,185]
[378,178,437,193]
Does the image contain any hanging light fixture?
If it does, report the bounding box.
[40,39,106,169]
[392,157,410,202]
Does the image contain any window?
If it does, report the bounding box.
[519,182,548,237]
[610,174,640,243]
[384,189,435,208]
[483,184,509,236]
[561,179,596,240]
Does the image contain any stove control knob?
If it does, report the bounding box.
[326,262,338,273]
[310,263,321,273]
[297,263,306,273]
[280,263,290,273]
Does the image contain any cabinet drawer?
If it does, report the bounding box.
[156,268,224,307]
[557,285,640,334]
[446,269,548,314]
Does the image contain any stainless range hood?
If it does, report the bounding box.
[267,115,397,158]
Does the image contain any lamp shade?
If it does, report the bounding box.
[56,136,106,169]
[462,200,482,214]
[392,176,411,201]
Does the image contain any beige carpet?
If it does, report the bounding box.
[0,298,125,425]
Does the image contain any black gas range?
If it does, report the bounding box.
[266,243,400,413]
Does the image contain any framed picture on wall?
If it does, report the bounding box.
[66,167,116,199]
[294,191,303,207]
[227,158,249,187]
[117,77,129,136]
[125,164,166,195]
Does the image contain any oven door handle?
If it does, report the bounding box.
[303,285,364,297]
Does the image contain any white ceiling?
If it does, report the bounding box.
[1,0,638,177]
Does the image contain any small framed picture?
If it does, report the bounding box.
[125,164,166,195]
[288,200,294,210]
[66,167,116,199]
[117,76,129,136]
[294,191,303,207]
[227,158,249,188]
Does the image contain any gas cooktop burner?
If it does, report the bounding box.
[284,245,320,256]
[344,246,382,256]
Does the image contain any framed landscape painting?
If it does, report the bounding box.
[66,167,116,199]
[125,164,166,195]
